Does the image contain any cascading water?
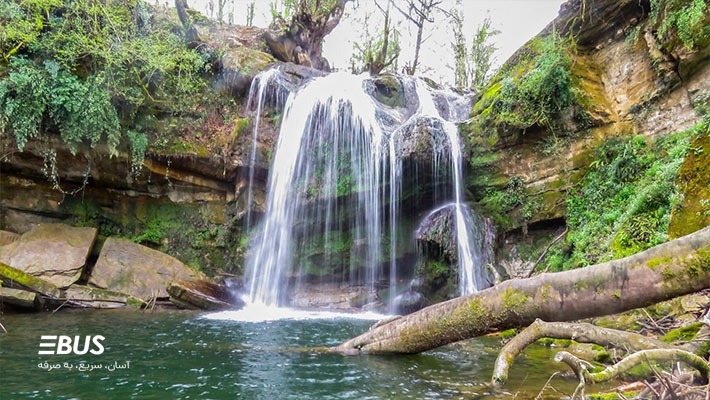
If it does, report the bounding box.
[246,72,385,306]
[243,69,491,311]
[243,68,289,230]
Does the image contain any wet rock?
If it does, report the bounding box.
[64,285,145,309]
[88,238,207,300]
[0,287,38,309]
[290,284,371,310]
[167,280,244,310]
[398,117,451,166]
[416,204,458,263]
[218,45,277,95]
[372,75,406,108]
[415,204,496,300]
[0,262,62,298]
[392,291,429,315]
[0,224,97,288]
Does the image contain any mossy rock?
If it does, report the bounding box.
[661,322,704,344]
[64,285,145,309]
[0,286,38,309]
[669,131,710,238]
[0,262,61,298]
[372,74,405,108]
[0,224,97,288]
[88,238,207,300]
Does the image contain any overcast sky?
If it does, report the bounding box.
[183,0,565,85]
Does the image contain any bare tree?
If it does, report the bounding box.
[389,0,443,75]
[351,0,401,75]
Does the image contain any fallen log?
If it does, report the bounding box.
[334,226,710,354]
[555,349,709,400]
[491,319,671,385]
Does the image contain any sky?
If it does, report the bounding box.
[182,0,566,85]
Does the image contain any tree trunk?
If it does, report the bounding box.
[334,226,710,354]
[175,0,200,47]
[408,17,424,75]
[264,0,352,71]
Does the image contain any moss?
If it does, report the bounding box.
[661,322,704,343]
[669,126,710,237]
[502,288,532,315]
[588,392,639,400]
[498,329,517,339]
[372,75,405,108]
[397,299,492,352]
[538,338,572,347]
[647,256,671,270]
[0,262,61,298]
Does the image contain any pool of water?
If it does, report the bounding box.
[1,309,602,399]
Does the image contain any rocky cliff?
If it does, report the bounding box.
[463,0,710,277]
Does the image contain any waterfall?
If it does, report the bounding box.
[408,81,489,295]
[244,68,289,230]
[243,70,490,309]
[246,72,385,306]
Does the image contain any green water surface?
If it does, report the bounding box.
[0,310,604,399]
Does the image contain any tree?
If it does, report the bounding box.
[264,0,353,70]
[450,8,467,89]
[246,1,255,26]
[351,0,401,75]
[469,16,500,90]
[334,226,710,354]
[390,0,443,75]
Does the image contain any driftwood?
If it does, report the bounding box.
[555,349,709,400]
[491,319,672,384]
[335,227,710,354]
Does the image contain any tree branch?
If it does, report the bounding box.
[492,319,671,385]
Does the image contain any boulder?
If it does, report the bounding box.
[0,224,97,288]
[88,238,207,300]
[416,204,458,263]
[64,285,144,309]
[0,230,19,246]
[398,117,451,166]
[0,287,38,309]
[0,262,62,298]
[167,280,244,310]
[392,291,429,315]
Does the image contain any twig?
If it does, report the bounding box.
[0,320,6,333]
[534,371,559,400]
[528,227,568,277]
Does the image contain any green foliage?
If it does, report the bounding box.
[0,0,213,178]
[469,15,500,91]
[470,31,581,137]
[270,0,337,22]
[479,175,539,227]
[558,126,700,270]
[497,33,574,130]
[650,0,709,50]
[0,57,120,155]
